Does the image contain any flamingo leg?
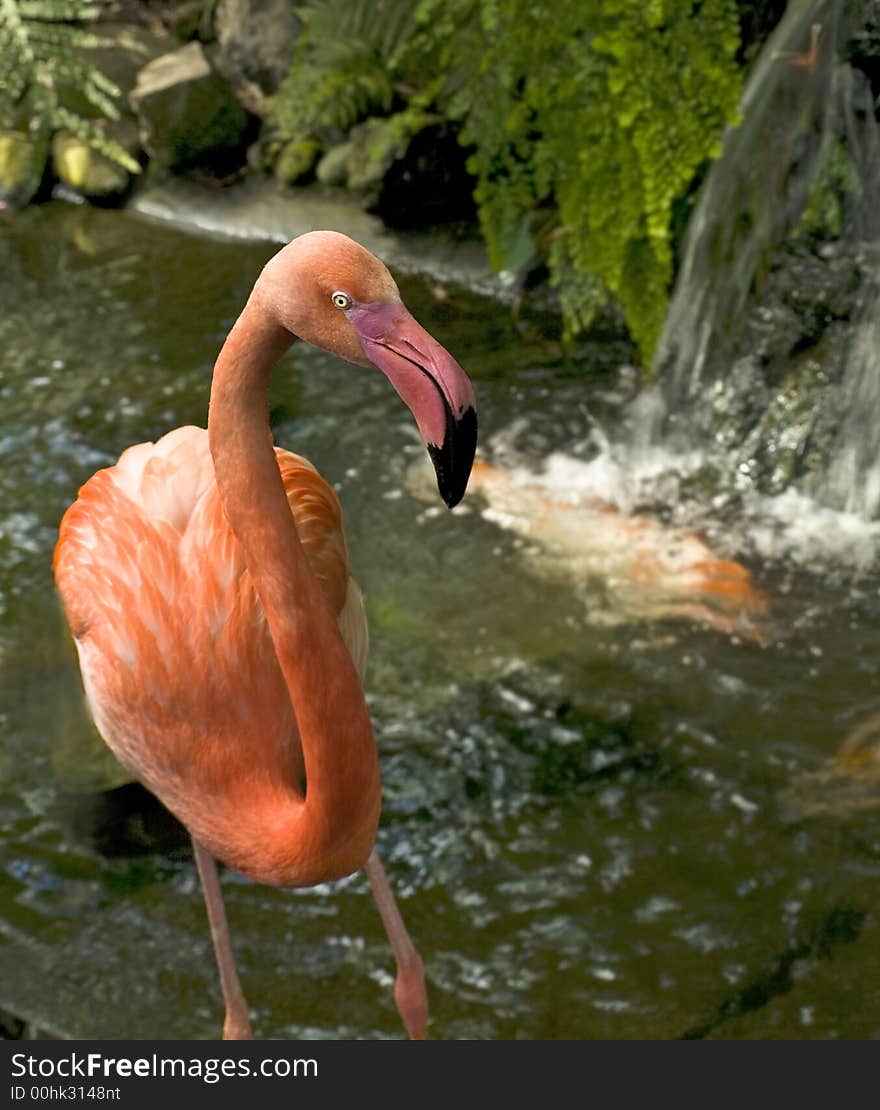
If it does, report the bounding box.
[364,849,428,1040]
[191,837,254,1040]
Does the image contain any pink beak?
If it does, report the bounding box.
[349,300,477,508]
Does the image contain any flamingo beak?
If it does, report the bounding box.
[349,300,477,508]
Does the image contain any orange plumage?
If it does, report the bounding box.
[55,426,369,886]
[53,231,477,1039]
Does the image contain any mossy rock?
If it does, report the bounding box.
[315,142,353,187]
[59,23,171,120]
[346,117,407,194]
[214,0,302,117]
[0,129,49,208]
[364,119,477,228]
[274,136,322,185]
[52,118,140,199]
[130,42,250,173]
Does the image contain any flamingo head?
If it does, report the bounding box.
[258,231,477,509]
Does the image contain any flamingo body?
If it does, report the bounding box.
[53,230,477,1038]
[55,425,372,886]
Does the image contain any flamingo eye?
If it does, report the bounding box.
[331,291,352,310]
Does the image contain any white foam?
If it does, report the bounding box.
[478,432,880,575]
[742,488,880,572]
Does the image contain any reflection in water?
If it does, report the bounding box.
[1,203,879,1039]
[781,710,880,821]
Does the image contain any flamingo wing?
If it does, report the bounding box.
[54,425,367,828]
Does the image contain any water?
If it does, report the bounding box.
[1,201,879,1040]
[655,0,880,523]
[821,275,880,517]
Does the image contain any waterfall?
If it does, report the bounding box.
[819,271,880,517]
[656,0,839,403]
[651,0,880,520]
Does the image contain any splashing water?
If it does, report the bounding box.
[632,0,880,551]
[818,276,880,518]
[656,0,843,403]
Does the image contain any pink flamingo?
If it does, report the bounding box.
[54,231,477,1039]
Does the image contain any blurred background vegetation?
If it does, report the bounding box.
[272,0,743,361]
[1,1,878,365]
[0,0,140,168]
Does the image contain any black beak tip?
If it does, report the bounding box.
[428,406,477,510]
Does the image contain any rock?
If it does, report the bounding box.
[63,23,171,113]
[312,116,477,225]
[130,42,251,173]
[0,129,48,209]
[315,142,353,187]
[214,0,301,117]
[44,25,162,201]
[370,120,477,228]
[328,114,476,227]
[274,136,321,185]
[247,135,282,173]
[346,118,407,195]
[52,119,140,200]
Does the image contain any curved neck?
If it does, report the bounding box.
[207,293,381,884]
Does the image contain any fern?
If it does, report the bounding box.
[0,0,140,173]
[444,0,742,361]
[273,0,742,363]
[272,0,439,138]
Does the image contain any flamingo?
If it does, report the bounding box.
[53,230,477,1040]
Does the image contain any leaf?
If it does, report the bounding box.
[272,0,742,363]
[54,106,141,173]
[0,0,138,174]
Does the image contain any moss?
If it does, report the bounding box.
[450,0,743,362]
[0,127,49,206]
[796,135,859,241]
[272,0,743,364]
[366,593,428,638]
[274,135,321,184]
[52,122,137,196]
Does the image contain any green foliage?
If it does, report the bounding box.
[0,0,140,173]
[443,0,743,360]
[272,0,432,139]
[273,0,743,363]
[796,134,859,242]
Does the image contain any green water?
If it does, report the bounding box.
[1,202,878,1040]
